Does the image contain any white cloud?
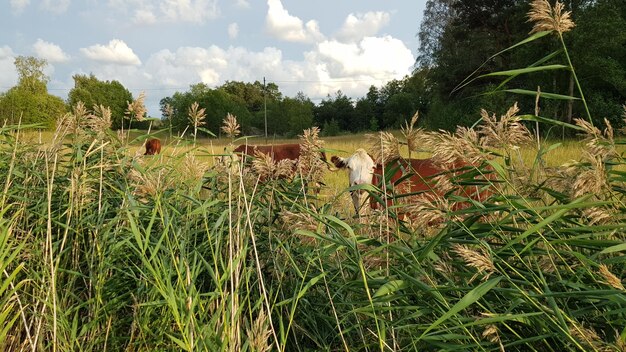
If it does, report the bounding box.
[159,0,220,24]
[299,36,414,99]
[40,0,70,14]
[228,23,239,39]
[336,11,390,42]
[133,7,157,25]
[10,0,30,14]
[265,0,324,43]
[109,0,219,25]
[80,39,142,66]
[315,36,414,78]
[33,39,70,63]
[0,46,18,90]
[234,0,250,9]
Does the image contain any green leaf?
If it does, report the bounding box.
[503,89,580,100]
[519,114,585,131]
[373,280,407,298]
[501,195,592,252]
[420,277,502,338]
[454,31,553,92]
[600,243,626,254]
[479,65,570,78]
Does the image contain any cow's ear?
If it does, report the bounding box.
[330,156,346,168]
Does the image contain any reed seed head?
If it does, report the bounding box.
[598,264,625,291]
[452,244,496,281]
[188,101,207,127]
[125,91,147,122]
[298,127,326,185]
[88,104,112,136]
[251,151,294,180]
[246,310,272,352]
[568,322,601,349]
[367,131,400,164]
[401,111,425,152]
[221,113,241,138]
[478,103,532,150]
[424,128,488,167]
[181,153,209,186]
[528,0,575,35]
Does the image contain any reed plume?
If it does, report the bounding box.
[125,91,147,122]
[452,244,496,281]
[528,0,575,34]
[221,113,241,139]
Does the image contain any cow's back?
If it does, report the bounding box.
[370,158,490,210]
[233,143,302,161]
[145,138,162,155]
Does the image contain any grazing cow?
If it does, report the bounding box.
[331,149,491,214]
[144,138,162,155]
[232,143,328,165]
[233,143,302,162]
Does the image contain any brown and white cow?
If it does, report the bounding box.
[331,149,491,214]
[144,138,162,155]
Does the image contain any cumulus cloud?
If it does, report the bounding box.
[110,0,219,25]
[80,39,142,66]
[314,36,414,78]
[336,11,390,42]
[10,0,30,14]
[33,39,70,63]
[0,46,18,90]
[265,0,324,43]
[133,7,157,25]
[159,0,220,24]
[40,0,70,14]
[228,23,239,39]
[78,33,414,115]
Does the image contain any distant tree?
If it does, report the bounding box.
[282,92,314,137]
[355,97,377,131]
[314,91,357,132]
[0,56,66,128]
[321,119,341,136]
[160,83,252,136]
[68,74,133,129]
[417,0,454,68]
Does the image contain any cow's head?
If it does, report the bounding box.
[331,149,376,214]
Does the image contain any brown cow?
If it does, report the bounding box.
[331,149,492,214]
[144,138,162,155]
[232,143,327,164]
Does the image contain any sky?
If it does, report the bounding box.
[0,0,426,118]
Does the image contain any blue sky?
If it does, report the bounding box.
[1,0,426,117]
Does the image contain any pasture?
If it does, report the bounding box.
[1,120,625,351]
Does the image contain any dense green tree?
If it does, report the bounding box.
[282,92,314,137]
[0,56,66,128]
[220,80,282,113]
[68,74,134,129]
[160,83,252,136]
[416,0,625,132]
[314,91,357,132]
[570,0,626,127]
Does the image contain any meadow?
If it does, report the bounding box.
[1,109,625,351]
